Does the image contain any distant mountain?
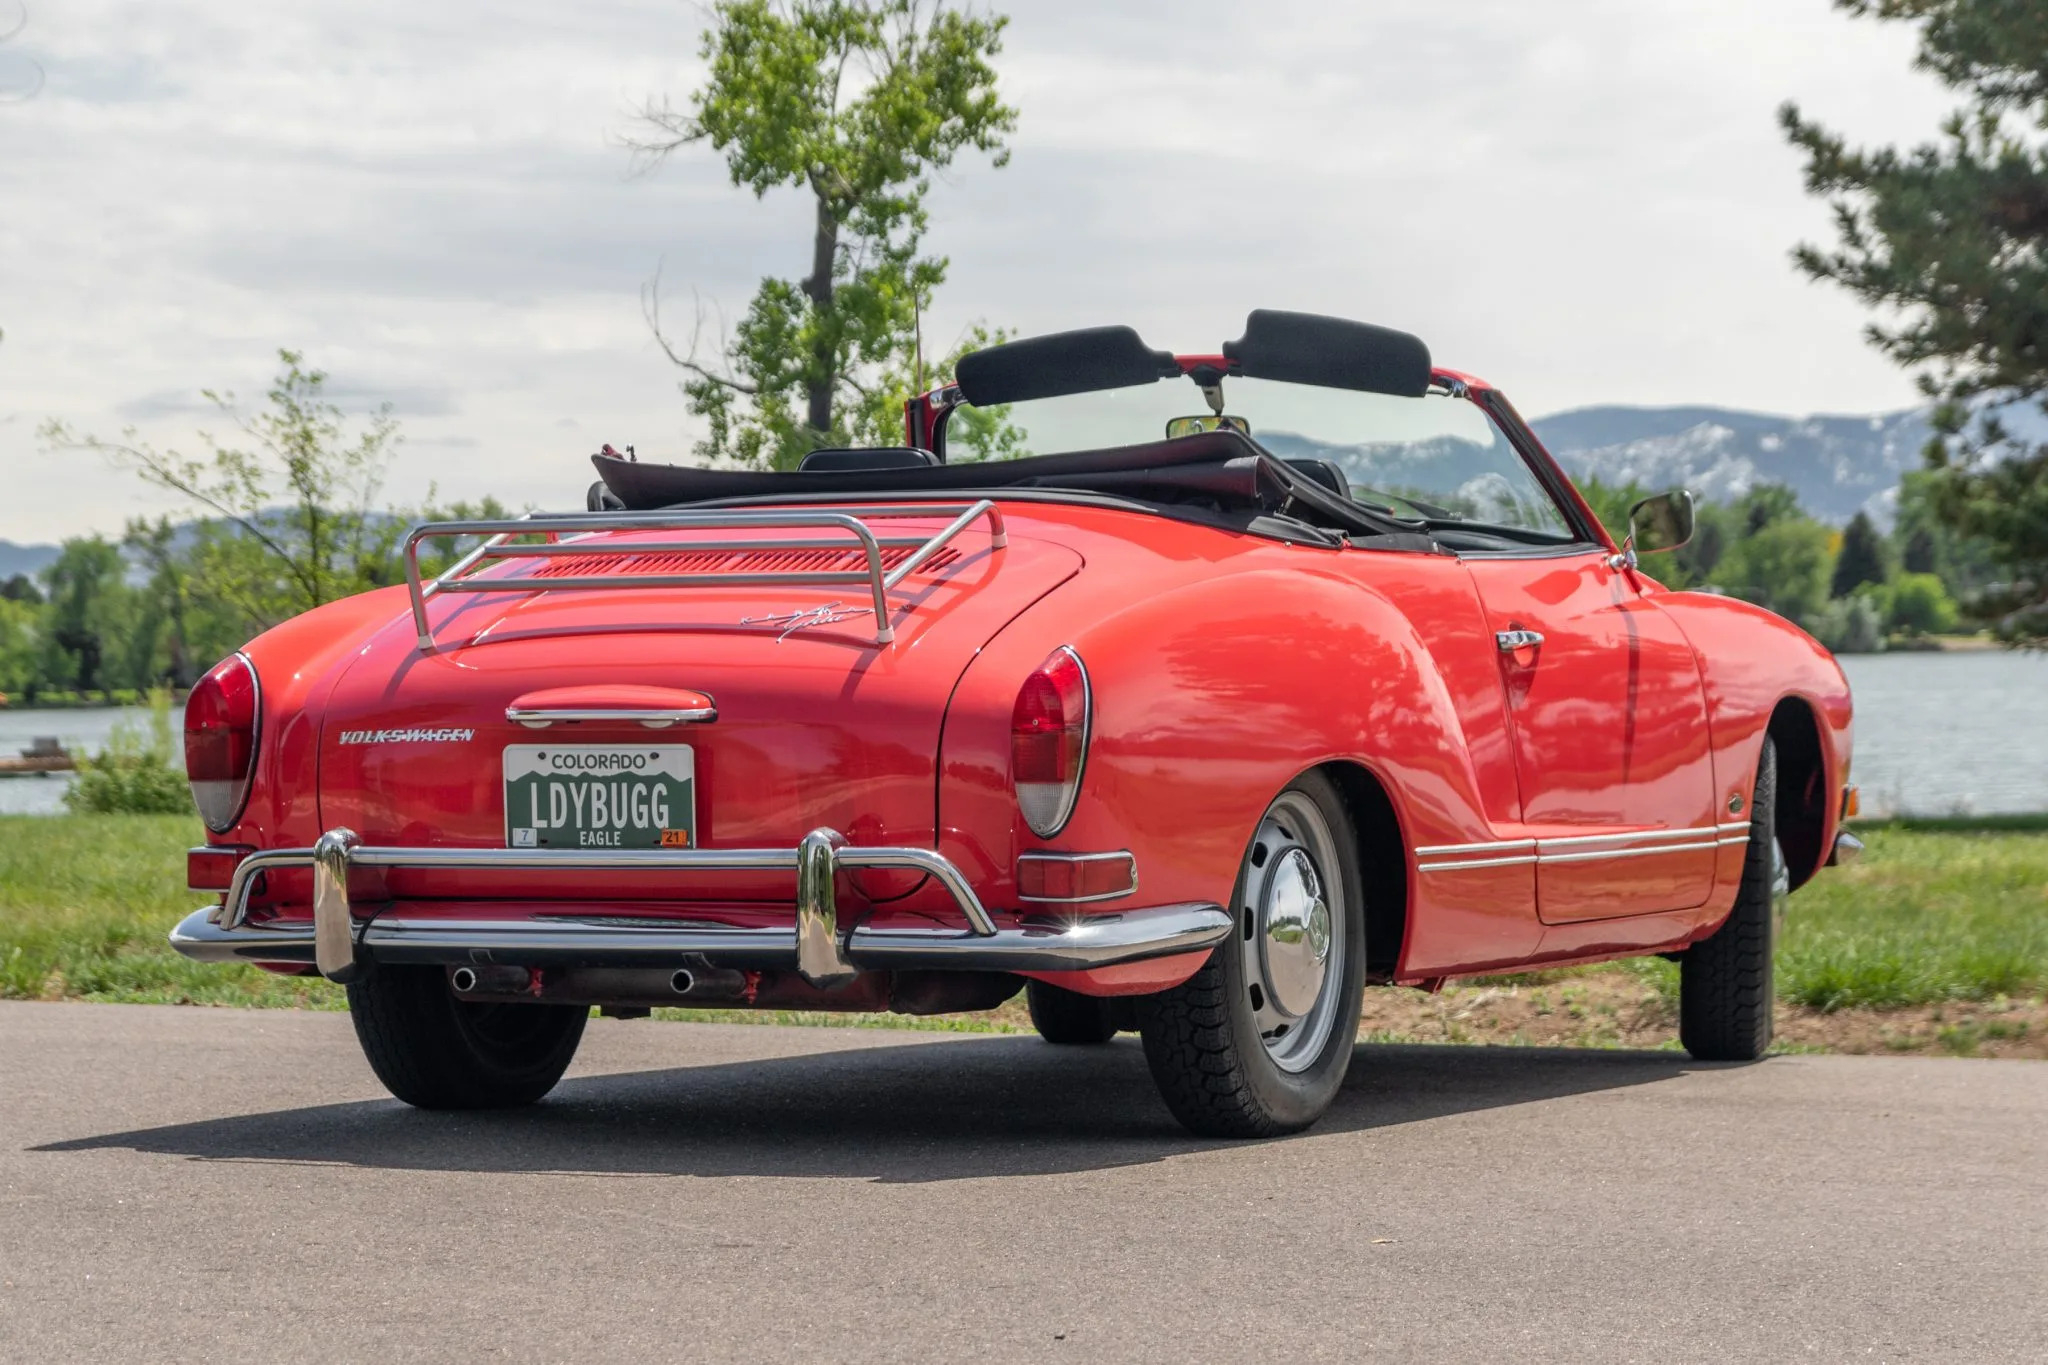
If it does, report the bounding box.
[1528,405,1935,526]
[0,540,59,580]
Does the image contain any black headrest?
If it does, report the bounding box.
[797,447,941,473]
[954,326,1178,405]
[1224,310,1432,397]
[1283,458,1350,500]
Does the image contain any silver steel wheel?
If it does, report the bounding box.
[1240,790,1349,1073]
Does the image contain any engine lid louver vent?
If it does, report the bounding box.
[529,546,962,579]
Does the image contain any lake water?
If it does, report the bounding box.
[0,707,181,817]
[1,652,2043,817]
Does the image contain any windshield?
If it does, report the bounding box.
[954,378,1574,541]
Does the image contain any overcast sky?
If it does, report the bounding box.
[0,0,1956,543]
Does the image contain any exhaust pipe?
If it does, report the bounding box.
[670,963,749,999]
[447,964,535,997]
[448,962,752,1005]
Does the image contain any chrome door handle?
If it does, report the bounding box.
[1495,629,1544,653]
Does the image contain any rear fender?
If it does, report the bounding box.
[939,565,1537,988]
[212,586,413,907]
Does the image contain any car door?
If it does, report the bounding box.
[1461,550,1720,922]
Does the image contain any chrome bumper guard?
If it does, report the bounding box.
[170,826,1230,987]
[1827,829,1865,868]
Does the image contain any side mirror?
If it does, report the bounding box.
[1611,489,1694,569]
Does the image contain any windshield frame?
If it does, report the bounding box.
[921,361,1606,551]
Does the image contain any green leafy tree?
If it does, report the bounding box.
[0,573,40,604]
[41,351,404,630]
[629,0,1018,468]
[1718,516,1837,626]
[1831,509,1890,596]
[0,597,38,696]
[1783,0,2048,640]
[37,538,138,693]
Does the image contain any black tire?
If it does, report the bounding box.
[1135,771,1367,1138]
[1025,980,1119,1045]
[345,965,588,1109]
[1681,737,1780,1062]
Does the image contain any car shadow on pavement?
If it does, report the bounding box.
[35,1035,1721,1183]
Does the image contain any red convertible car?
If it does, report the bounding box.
[172,311,1857,1137]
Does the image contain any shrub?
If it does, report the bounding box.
[1888,572,1959,636]
[1810,593,1886,654]
[64,690,193,816]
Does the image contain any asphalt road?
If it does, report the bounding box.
[2,1002,2043,1363]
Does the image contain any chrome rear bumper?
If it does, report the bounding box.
[172,825,1229,986]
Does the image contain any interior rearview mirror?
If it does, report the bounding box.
[1166,415,1251,439]
[1626,489,1695,556]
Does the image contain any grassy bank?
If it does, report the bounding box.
[3,814,2043,1054]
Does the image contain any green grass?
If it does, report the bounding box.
[1774,822,2048,1010]
[2,814,2043,1018]
[0,815,340,1007]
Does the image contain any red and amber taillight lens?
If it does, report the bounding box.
[1011,646,1090,837]
[185,653,261,833]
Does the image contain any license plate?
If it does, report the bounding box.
[503,745,695,850]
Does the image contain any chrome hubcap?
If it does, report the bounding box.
[1239,791,1347,1073]
[1260,849,1332,1017]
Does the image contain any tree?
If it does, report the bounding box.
[1782,0,2048,641]
[0,573,40,604]
[628,0,1017,469]
[41,351,404,629]
[1718,516,1836,626]
[37,538,134,692]
[1831,510,1890,597]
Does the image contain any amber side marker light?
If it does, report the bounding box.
[1842,785,1860,820]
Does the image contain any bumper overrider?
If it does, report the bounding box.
[169,826,1231,988]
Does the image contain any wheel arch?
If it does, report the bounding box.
[1318,760,1409,984]
[1766,695,1828,890]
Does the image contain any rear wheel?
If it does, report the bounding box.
[1135,772,1366,1138]
[346,966,588,1108]
[1025,980,1119,1045]
[1680,738,1784,1062]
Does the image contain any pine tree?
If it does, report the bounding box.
[1783,0,2048,640]
[1831,510,1889,597]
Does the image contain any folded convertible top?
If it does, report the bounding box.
[590,430,1421,541]
[595,429,1251,507]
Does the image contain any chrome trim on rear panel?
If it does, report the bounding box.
[170,897,1229,977]
[190,825,1205,986]
[402,501,1007,652]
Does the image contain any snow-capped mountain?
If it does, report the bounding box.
[1528,405,1935,526]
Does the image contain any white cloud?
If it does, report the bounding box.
[0,0,1955,541]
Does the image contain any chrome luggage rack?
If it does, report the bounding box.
[401,500,1008,651]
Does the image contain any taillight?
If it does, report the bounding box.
[185,653,261,832]
[1011,646,1090,837]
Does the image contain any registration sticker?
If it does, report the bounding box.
[503,745,695,850]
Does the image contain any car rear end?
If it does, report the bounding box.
[170,501,1231,1016]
